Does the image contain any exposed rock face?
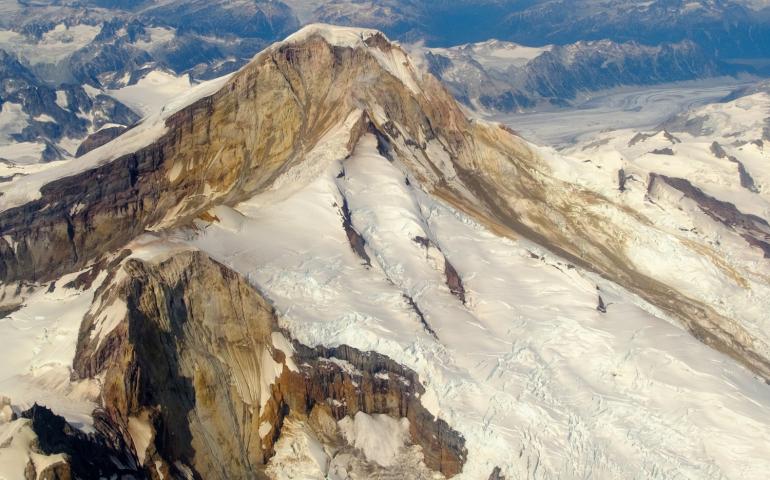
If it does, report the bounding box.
[21,404,141,479]
[596,294,607,314]
[402,293,437,339]
[283,343,466,476]
[72,250,465,478]
[74,250,281,477]
[710,141,759,193]
[444,259,465,304]
[340,197,372,266]
[488,466,505,480]
[617,168,627,192]
[648,173,770,263]
[411,235,466,305]
[75,126,128,157]
[650,147,675,155]
[0,30,465,283]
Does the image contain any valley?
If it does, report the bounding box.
[488,77,757,146]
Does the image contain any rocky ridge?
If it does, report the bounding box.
[72,249,463,478]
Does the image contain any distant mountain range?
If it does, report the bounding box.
[298,0,770,58]
[416,38,731,112]
[3,0,769,87]
[1,0,769,162]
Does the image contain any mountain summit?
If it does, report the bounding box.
[1,24,769,480]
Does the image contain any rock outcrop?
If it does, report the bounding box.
[72,250,465,478]
[21,404,142,479]
[648,173,770,258]
[76,126,129,157]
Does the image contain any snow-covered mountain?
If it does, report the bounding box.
[0,0,299,84]
[3,0,769,86]
[1,0,768,163]
[415,38,726,112]
[286,0,770,58]
[0,48,139,164]
[1,25,769,480]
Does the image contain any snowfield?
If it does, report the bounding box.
[184,133,770,479]
[108,70,194,117]
[0,269,106,431]
[544,89,770,357]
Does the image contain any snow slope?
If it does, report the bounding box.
[0,269,106,431]
[541,90,770,352]
[185,133,770,479]
[108,70,193,117]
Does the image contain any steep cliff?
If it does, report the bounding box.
[69,249,464,478]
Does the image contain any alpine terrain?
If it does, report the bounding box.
[0,23,769,480]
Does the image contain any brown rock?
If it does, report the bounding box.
[75,126,128,157]
[73,251,466,478]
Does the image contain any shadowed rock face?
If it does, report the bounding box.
[340,197,371,266]
[75,126,129,157]
[21,405,142,479]
[72,251,466,479]
[709,141,759,193]
[444,259,466,304]
[488,466,505,480]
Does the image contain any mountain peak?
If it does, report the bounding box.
[3,15,770,480]
[271,22,423,94]
[281,23,389,49]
